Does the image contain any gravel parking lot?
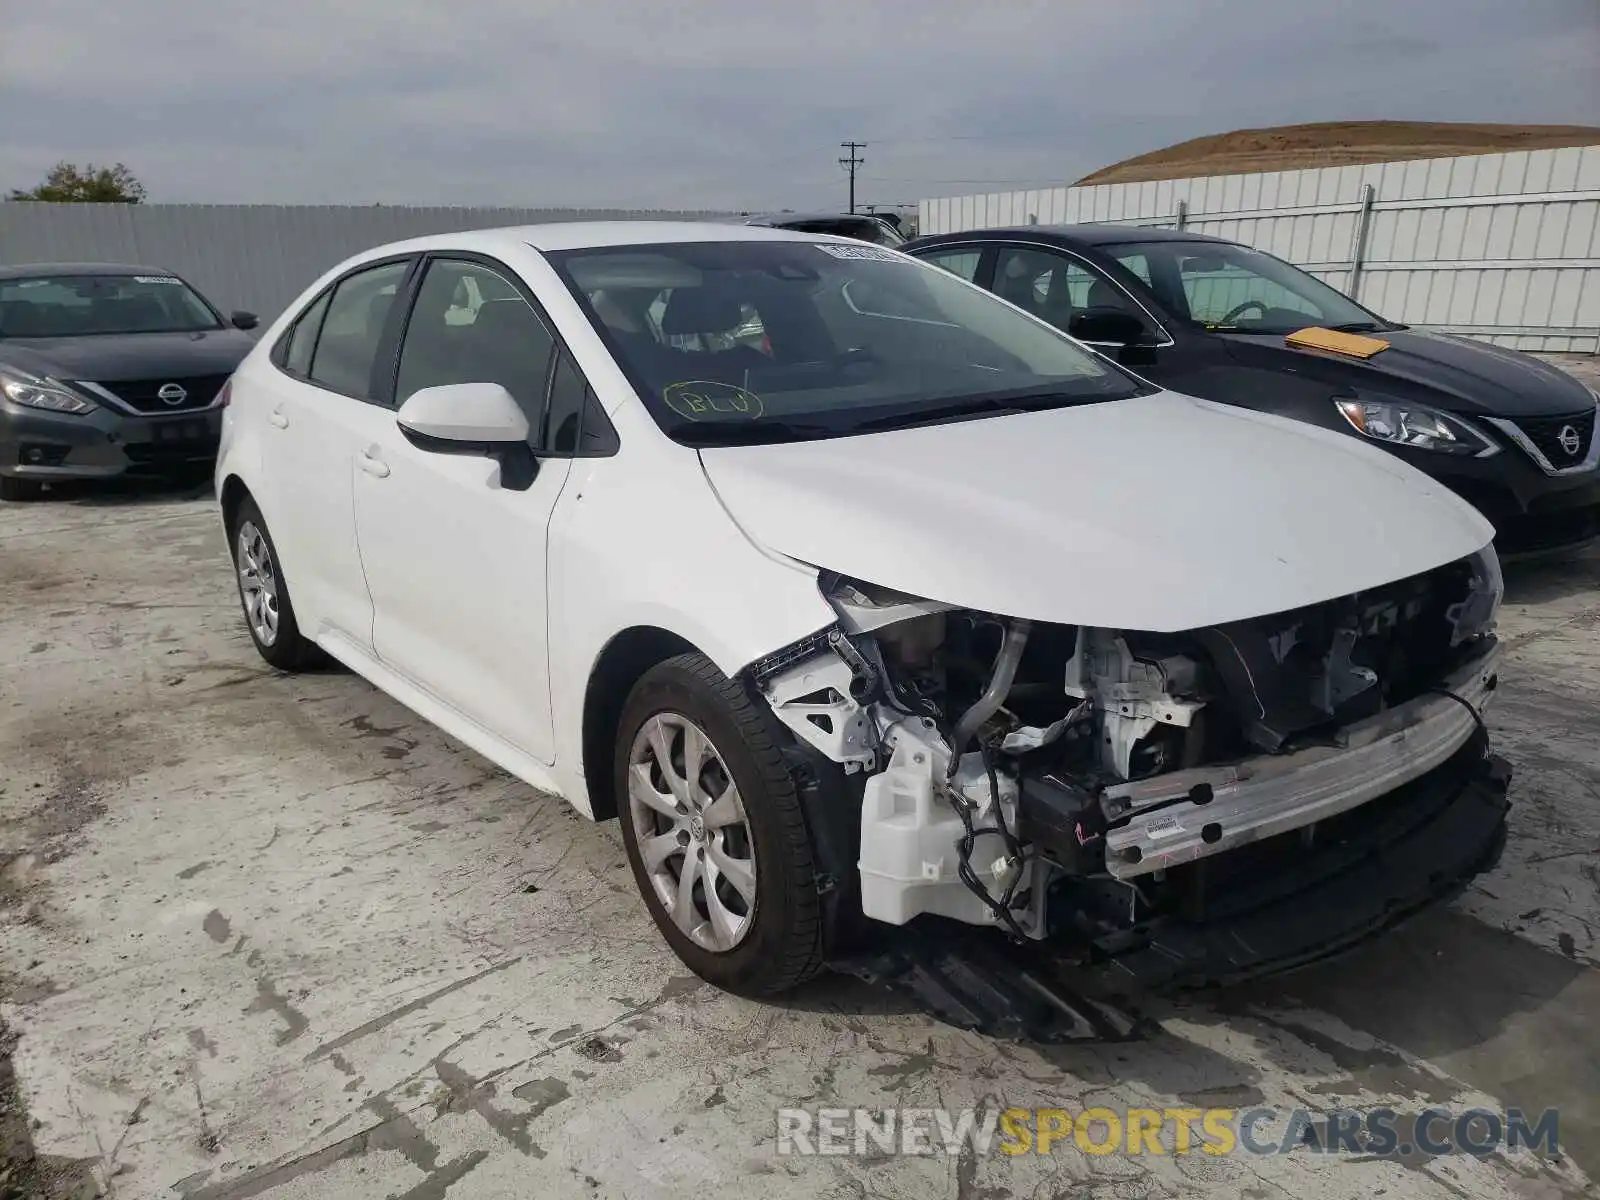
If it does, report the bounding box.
[2,366,1598,1199]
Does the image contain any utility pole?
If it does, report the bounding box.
[839,141,865,213]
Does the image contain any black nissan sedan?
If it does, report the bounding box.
[0,263,259,501]
[903,225,1600,557]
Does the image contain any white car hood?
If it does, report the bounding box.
[698,391,1494,632]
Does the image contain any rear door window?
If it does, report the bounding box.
[919,249,983,283]
[307,260,411,400]
[282,292,331,376]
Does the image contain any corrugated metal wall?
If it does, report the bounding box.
[0,203,735,325]
[919,146,1600,353]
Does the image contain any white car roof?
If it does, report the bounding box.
[520,221,835,251]
[353,221,849,263]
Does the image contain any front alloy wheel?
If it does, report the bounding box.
[615,653,826,996]
[627,713,758,952]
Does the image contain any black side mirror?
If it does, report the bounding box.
[1070,309,1148,346]
[230,311,260,331]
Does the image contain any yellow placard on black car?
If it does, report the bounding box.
[1284,326,1392,358]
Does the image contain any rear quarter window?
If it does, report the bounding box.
[281,292,331,375]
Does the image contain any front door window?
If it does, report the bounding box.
[1104,240,1384,333]
[395,258,556,432]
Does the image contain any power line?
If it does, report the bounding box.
[857,175,1073,186]
[859,134,1005,145]
[838,141,865,213]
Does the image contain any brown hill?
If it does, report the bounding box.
[1076,120,1600,186]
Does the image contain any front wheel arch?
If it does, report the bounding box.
[581,626,698,821]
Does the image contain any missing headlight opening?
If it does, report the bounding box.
[753,550,1505,968]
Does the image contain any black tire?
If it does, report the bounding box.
[227,496,322,671]
[615,652,825,997]
[0,475,44,502]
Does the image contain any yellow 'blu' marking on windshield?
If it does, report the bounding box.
[662,380,766,421]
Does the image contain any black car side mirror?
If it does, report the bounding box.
[1070,310,1148,347]
[231,311,260,331]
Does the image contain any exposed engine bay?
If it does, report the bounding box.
[747,547,1507,967]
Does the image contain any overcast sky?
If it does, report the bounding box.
[3,0,1596,212]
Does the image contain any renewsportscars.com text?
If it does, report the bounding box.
[775,1105,1560,1159]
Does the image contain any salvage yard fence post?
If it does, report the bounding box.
[1346,183,1376,304]
[919,145,1600,354]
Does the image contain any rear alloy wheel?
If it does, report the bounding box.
[229,498,322,671]
[616,653,825,996]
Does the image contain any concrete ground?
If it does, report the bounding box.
[2,370,1598,1198]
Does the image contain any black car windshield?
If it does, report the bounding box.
[1108,240,1392,335]
[547,240,1149,446]
[0,274,223,338]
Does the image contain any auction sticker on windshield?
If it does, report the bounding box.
[814,243,903,262]
[133,276,182,284]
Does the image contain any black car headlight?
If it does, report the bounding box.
[0,368,98,416]
[1333,393,1498,457]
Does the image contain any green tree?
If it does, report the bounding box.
[8,161,147,203]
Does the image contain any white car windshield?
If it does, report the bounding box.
[547,240,1150,446]
[0,274,224,338]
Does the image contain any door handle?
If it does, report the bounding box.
[267,408,289,429]
[359,450,391,479]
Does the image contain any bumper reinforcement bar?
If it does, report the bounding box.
[1101,644,1500,879]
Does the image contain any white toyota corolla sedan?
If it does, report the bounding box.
[216,222,1512,1007]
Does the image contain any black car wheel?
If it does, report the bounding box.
[615,652,826,997]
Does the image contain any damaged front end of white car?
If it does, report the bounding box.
[745,546,1510,1031]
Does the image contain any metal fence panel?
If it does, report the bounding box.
[919,146,1600,352]
[0,203,735,325]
